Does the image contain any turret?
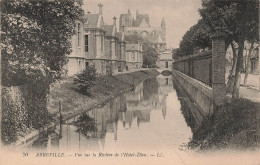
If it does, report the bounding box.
[98,3,103,15]
[161,17,166,29]
[113,16,117,26]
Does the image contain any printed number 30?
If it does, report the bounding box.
[23,153,28,157]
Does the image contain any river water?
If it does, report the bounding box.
[29,75,198,153]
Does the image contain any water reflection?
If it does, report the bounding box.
[30,75,193,152]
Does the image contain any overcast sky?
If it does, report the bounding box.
[83,0,202,48]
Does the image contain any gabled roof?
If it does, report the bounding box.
[104,24,118,38]
[116,32,125,42]
[134,14,150,27]
[83,14,104,28]
[83,14,99,28]
[104,25,115,36]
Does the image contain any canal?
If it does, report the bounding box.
[29,75,197,153]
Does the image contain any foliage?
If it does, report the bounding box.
[199,0,259,98]
[1,0,84,86]
[188,98,257,151]
[0,0,83,144]
[1,87,21,144]
[74,114,97,137]
[125,34,158,67]
[175,19,211,58]
[142,41,158,68]
[74,66,97,94]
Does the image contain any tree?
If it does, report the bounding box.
[1,0,84,86]
[172,48,178,59]
[142,41,158,68]
[199,0,259,98]
[0,0,84,136]
[74,66,97,94]
[175,19,211,58]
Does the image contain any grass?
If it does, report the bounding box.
[47,69,160,121]
[188,98,259,151]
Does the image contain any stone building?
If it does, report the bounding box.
[119,9,167,53]
[66,3,106,76]
[226,42,259,73]
[66,3,127,76]
[157,49,173,70]
[125,43,143,70]
[104,17,126,74]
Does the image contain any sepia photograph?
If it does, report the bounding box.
[0,0,259,164]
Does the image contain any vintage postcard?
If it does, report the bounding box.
[0,0,259,165]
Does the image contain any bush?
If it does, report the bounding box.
[188,98,257,151]
[74,66,97,94]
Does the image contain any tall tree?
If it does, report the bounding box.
[0,0,84,140]
[1,0,84,86]
[175,19,211,58]
[199,0,259,98]
[142,41,158,68]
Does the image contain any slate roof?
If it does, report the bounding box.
[83,14,100,28]
[104,25,114,37]
[133,14,150,27]
[116,32,124,42]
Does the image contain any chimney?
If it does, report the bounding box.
[98,3,103,15]
[113,16,117,26]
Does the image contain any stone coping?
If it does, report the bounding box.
[174,50,212,63]
[173,69,213,99]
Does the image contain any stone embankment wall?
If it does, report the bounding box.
[172,69,213,116]
[172,32,227,115]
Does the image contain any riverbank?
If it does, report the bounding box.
[48,69,160,121]
[187,98,260,151]
[10,69,159,147]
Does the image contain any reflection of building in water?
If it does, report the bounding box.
[124,77,173,122]
[126,82,143,104]
[157,76,173,119]
[44,77,175,151]
[106,96,122,142]
[135,110,151,127]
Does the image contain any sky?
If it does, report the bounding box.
[83,0,202,49]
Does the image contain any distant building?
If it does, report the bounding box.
[226,42,259,73]
[119,9,167,53]
[125,43,143,70]
[157,49,174,70]
[66,3,127,76]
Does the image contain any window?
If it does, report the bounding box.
[85,35,89,52]
[78,23,81,46]
[101,34,103,52]
[85,62,89,68]
[132,53,135,61]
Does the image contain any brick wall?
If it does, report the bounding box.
[173,51,212,86]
